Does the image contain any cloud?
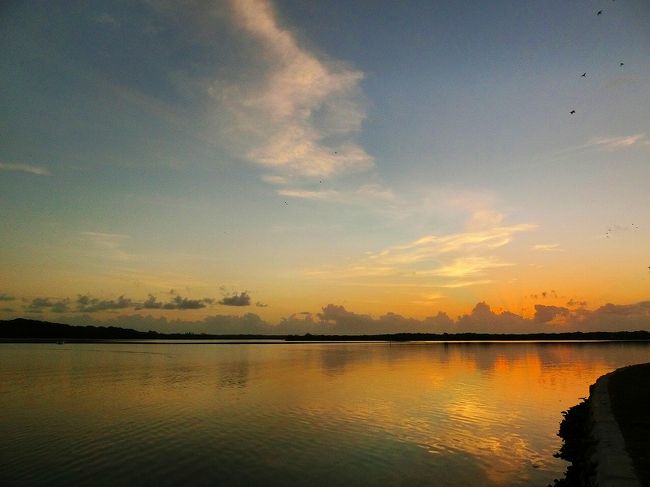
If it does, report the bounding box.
[261,175,289,185]
[302,300,650,334]
[311,304,442,335]
[165,296,211,309]
[529,290,559,300]
[588,133,645,151]
[437,279,494,288]
[25,298,56,313]
[15,296,650,334]
[25,297,69,313]
[410,293,444,306]
[64,306,459,335]
[277,182,395,206]
[278,188,340,201]
[371,224,536,266]
[530,301,650,330]
[81,232,134,261]
[309,222,535,283]
[355,183,396,202]
[418,256,512,278]
[65,312,270,335]
[219,291,251,306]
[533,304,571,324]
[0,162,51,176]
[51,302,70,313]
[532,244,563,252]
[142,295,164,309]
[0,294,16,301]
[546,133,648,165]
[594,301,650,317]
[218,0,372,180]
[77,294,133,313]
[17,292,220,315]
[456,302,528,333]
[141,294,213,310]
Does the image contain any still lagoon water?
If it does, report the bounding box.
[2,341,650,486]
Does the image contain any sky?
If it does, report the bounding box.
[1,0,649,333]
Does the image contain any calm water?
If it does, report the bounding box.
[2,342,650,486]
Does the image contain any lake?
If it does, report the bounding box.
[1,342,649,486]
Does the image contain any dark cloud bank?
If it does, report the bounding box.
[55,300,650,335]
[22,293,227,314]
[219,292,251,306]
[8,289,650,334]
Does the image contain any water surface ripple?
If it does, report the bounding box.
[2,342,649,486]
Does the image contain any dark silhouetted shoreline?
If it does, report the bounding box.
[286,331,650,342]
[2,318,650,343]
[0,318,282,341]
[551,362,650,486]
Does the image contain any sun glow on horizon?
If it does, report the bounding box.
[1,0,648,333]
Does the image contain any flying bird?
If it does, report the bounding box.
[570,110,576,114]
[581,73,586,77]
[619,62,624,66]
[597,10,603,15]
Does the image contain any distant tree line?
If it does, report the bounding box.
[0,318,281,341]
[285,331,650,341]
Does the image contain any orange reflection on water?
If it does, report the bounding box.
[1,342,650,486]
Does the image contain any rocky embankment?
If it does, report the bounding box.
[551,364,648,487]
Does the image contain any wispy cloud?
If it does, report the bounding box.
[437,280,493,289]
[544,133,648,166]
[417,256,512,278]
[220,0,372,180]
[278,183,395,206]
[307,222,535,286]
[587,133,645,151]
[0,162,51,176]
[305,265,396,279]
[277,188,340,201]
[368,224,535,266]
[81,232,134,261]
[531,243,563,252]
[410,293,444,306]
[261,175,289,185]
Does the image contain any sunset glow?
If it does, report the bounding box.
[1,0,649,334]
